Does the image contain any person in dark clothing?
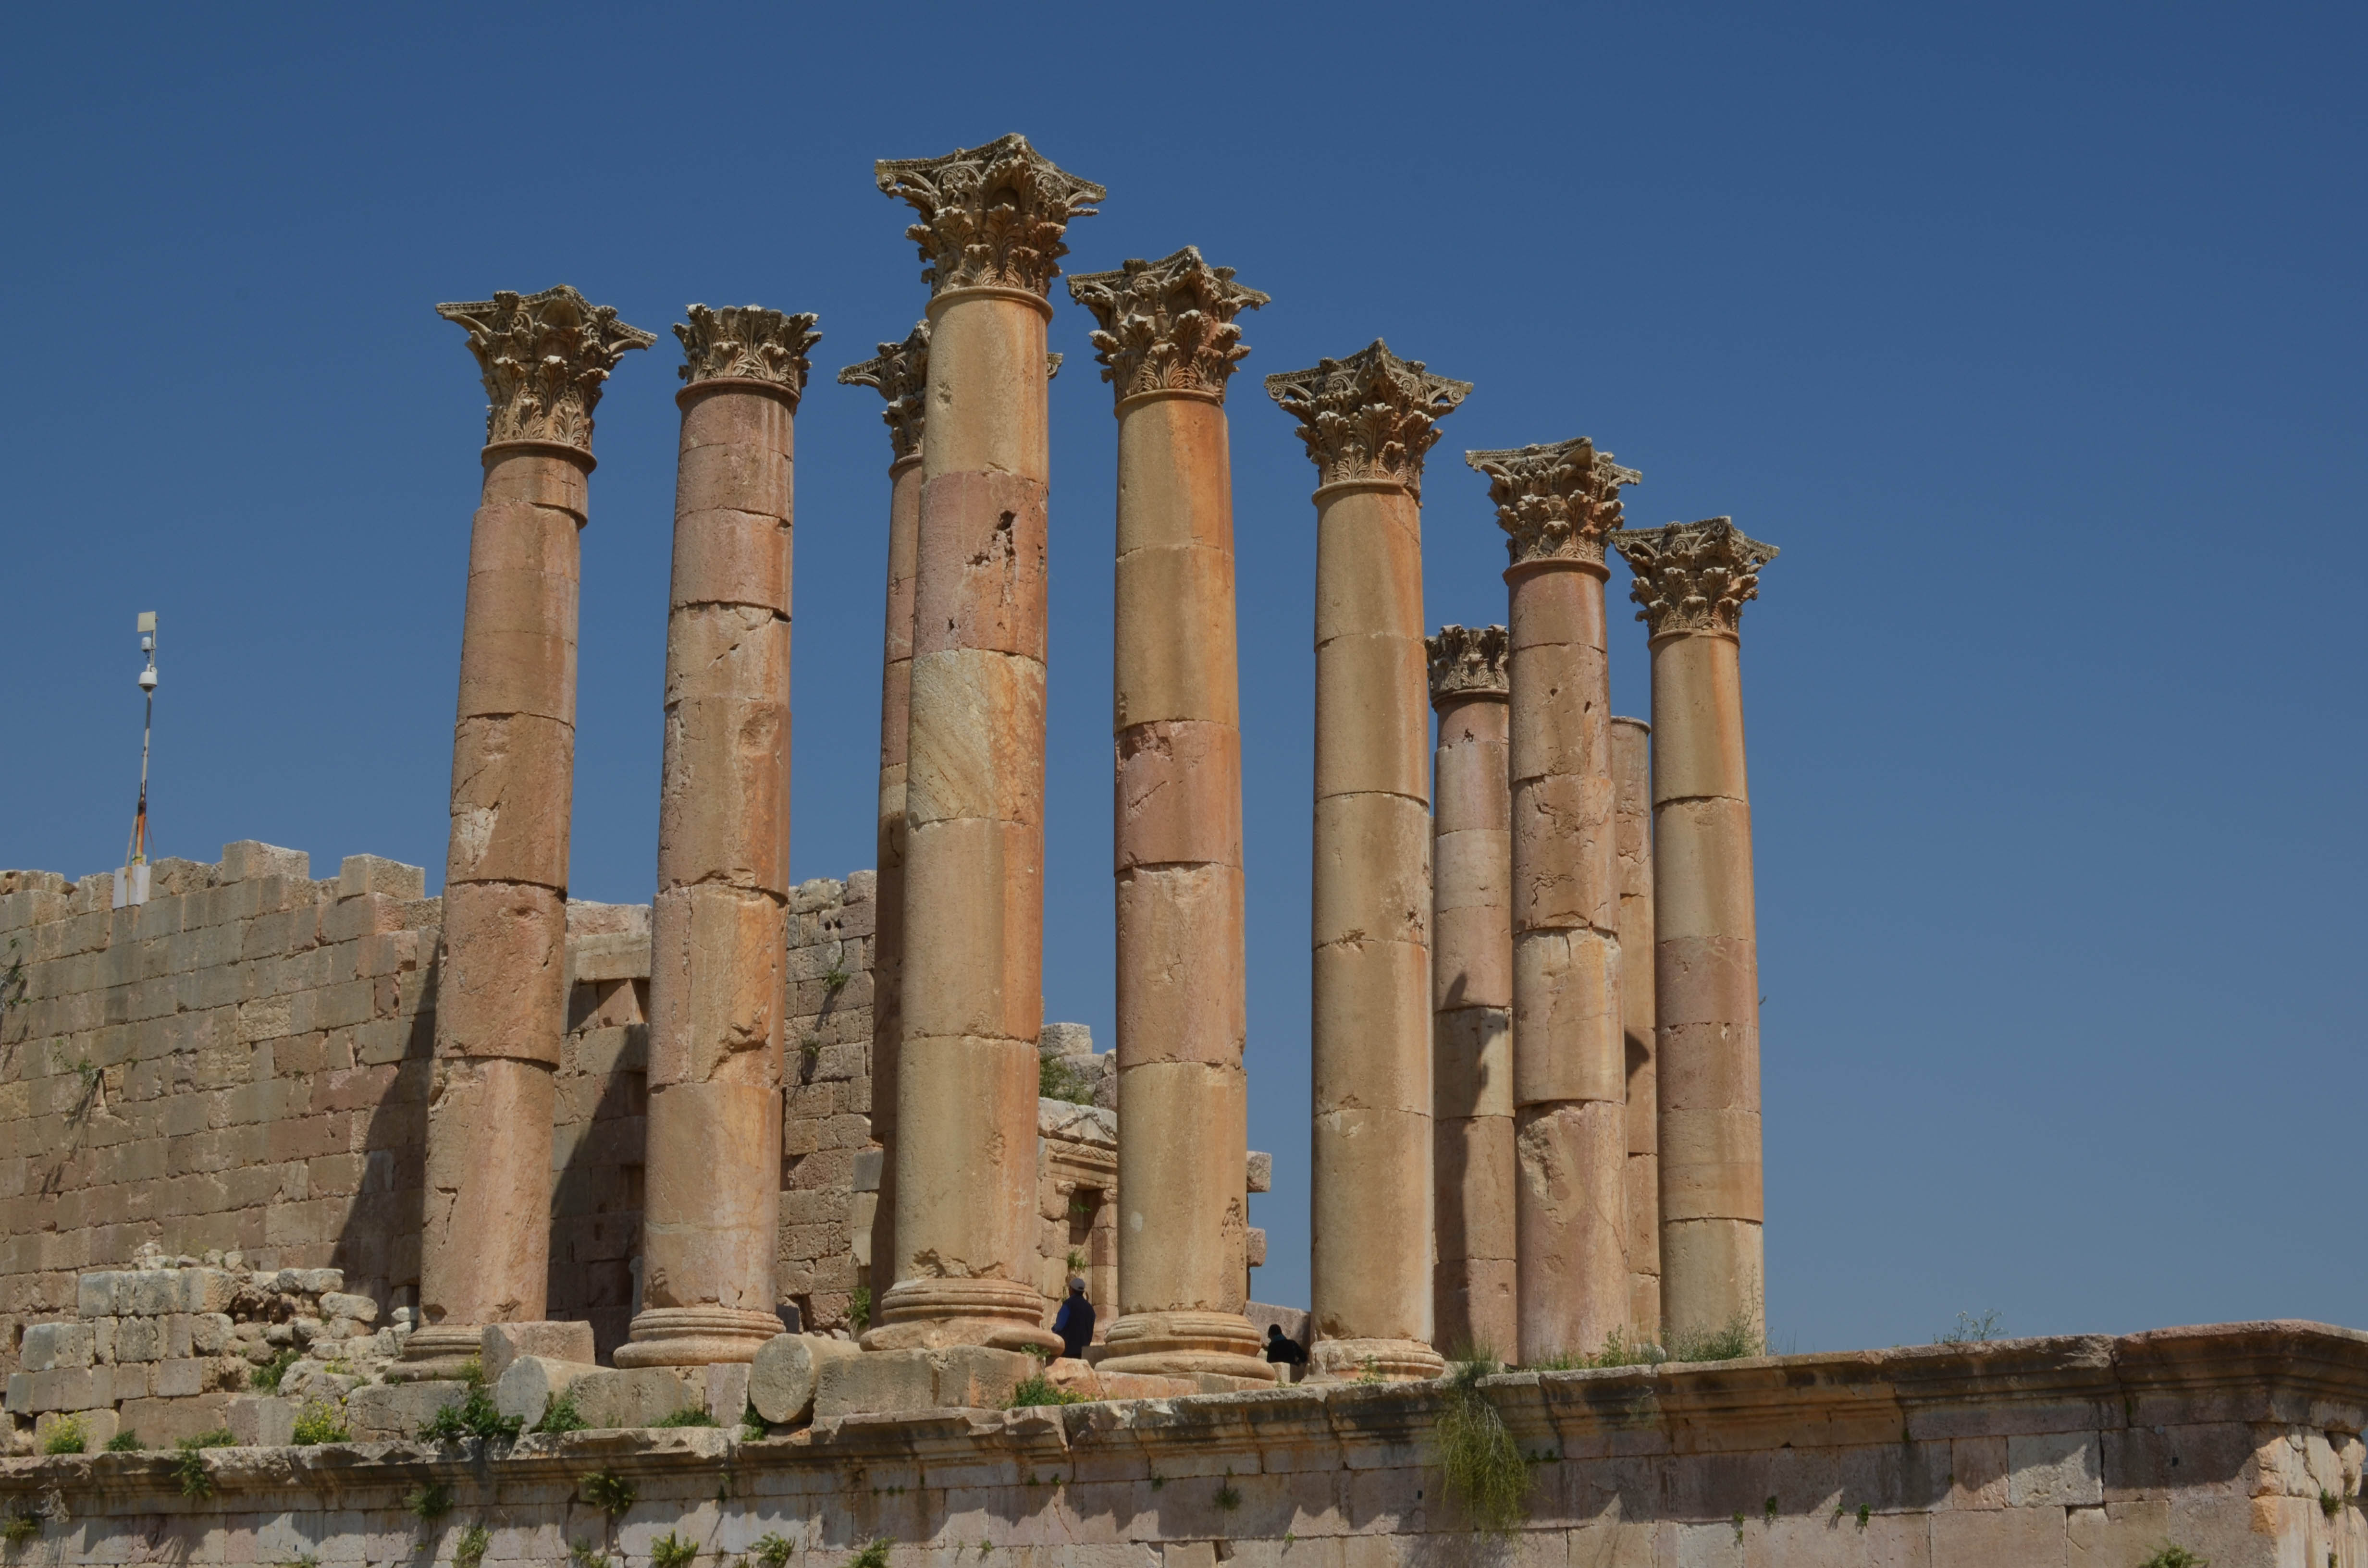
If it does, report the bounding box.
[1264,1323,1308,1365]
[1052,1276,1095,1360]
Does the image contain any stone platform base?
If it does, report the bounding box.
[2,1323,2362,1568]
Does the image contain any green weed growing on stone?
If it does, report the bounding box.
[419,1388,522,1444]
[3,1510,39,1548]
[654,1406,719,1428]
[252,1347,303,1392]
[453,1525,491,1568]
[1665,1315,1763,1363]
[1214,1478,1242,1513]
[106,1430,142,1452]
[278,1554,321,1568]
[1355,1357,1385,1384]
[581,1471,635,1517]
[1432,1355,1529,1537]
[850,1286,871,1335]
[2321,1488,2343,1517]
[1038,1054,1094,1105]
[404,1484,452,1522]
[533,1391,588,1434]
[650,1532,698,1568]
[291,1401,349,1445]
[41,1416,87,1454]
[2138,1549,2208,1568]
[751,1534,792,1568]
[172,1429,237,1499]
[568,1542,610,1568]
[847,1544,891,1568]
[1005,1373,1083,1409]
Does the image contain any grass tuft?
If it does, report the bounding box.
[172,1429,238,1499]
[847,1544,892,1568]
[419,1388,523,1445]
[1432,1355,1529,1536]
[105,1430,143,1452]
[3,1511,39,1548]
[292,1401,349,1445]
[453,1525,491,1568]
[654,1406,720,1428]
[581,1471,635,1517]
[1665,1315,1764,1363]
[2138,1549,2208,1568]
[252,1347,303,1393]
[850,1286,871,1336]
[533,1391,587,1434]
[403,1483,452,1522]
[751,1535,792,1568]
[650,1532,698,1568]
[567,1542,610,1568]
[1005,1373,1084,1409]
[41,1415,87,1455]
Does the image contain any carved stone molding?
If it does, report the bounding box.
[1426,624,1509,703]
[1263,340,1471,498]
[1466,437,1642,567]
[837,322,931,463]
[435,285,656,453]
[676,304,821,398]
[1611,518,1781,638]
[1067,246,1269,406]
[876,134,1106,299]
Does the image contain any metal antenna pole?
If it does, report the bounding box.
[127,612,158,870]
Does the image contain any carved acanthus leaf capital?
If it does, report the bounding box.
[1426,624,1509,704]
[837,322,931,462]
[1466,438,1641,566]
[876,133,1106,299]
[435,285,655,453]
[1612,518,1780,637]
[676,305,821,398]
[1263,340,1471,498]
[1067,246,1269,406]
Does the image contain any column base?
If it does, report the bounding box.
[612,1306,784,1367]
[387,1324,480,1383]
[1308,1336,1446,1384]
[859,1278,1061,1356]
[1097,1310,1278,1383]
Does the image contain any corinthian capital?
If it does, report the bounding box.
[676,304,821,398]
[1612,518,1780,637]
[435,285,655,453]
[1263,340,1471,498]
[1466,438,1642,566]
[1426,624,1509,705]
[837,322,931,463]
[876,134,1106,299]
[1067,246,1269,406]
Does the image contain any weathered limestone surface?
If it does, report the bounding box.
[869,135,1100,1355]
[1612,714,1661,1338]
[1268,341,1468,1382]
[1425,625,1516,1362]
[1,1324,2354,1568]
[622,305,818,1370]
[838,323,929,1305]
[409,285,653,1379]
[1069,246,1271,1384]
[1614,517,1780,1345]
[1469,435,1641,1363]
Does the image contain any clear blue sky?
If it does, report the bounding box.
[4,3,2360,1352]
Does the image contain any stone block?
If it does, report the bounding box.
[339,856,427,901]
[177,1268,239,1313]
[1247,1150,1273,1193]
[21,1321,95,1371]
[124,1270,178,1316]
[703,1361,752,1426]
[480,1320,594,1385]
[227,1394,297,1447]
[77,1272,118,1317]
[2009,1429,2103,1507]
[750,1333,866,1424]
[13,1367,99,1413]
[222,842,310,883]
[345,1380,469,1442]
[568,1366,700,1430]
[115,1391,232,1447]
[814,1349,936,1420]
[114,1316,162,1361]
[153,1357,205,1397]
[852,1147,883,1193]
[190,1313,232,1355]
[493,1355,602,1429]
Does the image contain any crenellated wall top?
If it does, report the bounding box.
[1467,437,1641,567]
[676,305,821,399]
[838,322,931,464]
[435,285,655,454]
[1067,246,1269,408]
[1612,517,1781,638]
[876,134,1105,300]
[1263,340,1471,499]
[1426,624,1509,704]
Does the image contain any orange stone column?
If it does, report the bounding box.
[1466,437,1641,1364]
[864,135,1100,1354]
[1069,248,1274,1382]
[838,324,930,1294]
[1267,342,1468,1382]
[1425,625,1517,1360]
[617,306,818,1368]
[1611,518,1778,1347]
[1611,714,1660,1337]
[403,286,653,1378]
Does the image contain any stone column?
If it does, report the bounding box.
[1611,714,1660,1337]
[1267,341,1469,1382]
[837,323,930,1296]
[864,135,1101,1354]
[616,306,818,1368]
[1465,437,1641,1364]
[403,286,653,1378]
[1610,518,1778,1346]
[1425,625,1517,1361]
[1068,247,1273,1382]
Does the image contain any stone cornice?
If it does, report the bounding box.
[1612,517,1780,638]
[1426,624,1509,704]
[1067,246,1269,407]
[837,322,931,463]
[435,285,655,453]
[876,134,1106,299]
[675,305,821,399]
[1263,341,1471,499]
[1467,438,1642,567]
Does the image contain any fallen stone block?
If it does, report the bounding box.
[320,1293,381,1325]
[20,1322,95,1372]
[567,1367,700,1430]
[933,1346,1036,1409]
[812,1346,1036,1419]
[492,1356,601,1430]
[345,1380,468,1442]
[480,1321,594,1385]
[750,1333,864,1425]
[1042,1358,1200,1402]
[227,1395,296,1448]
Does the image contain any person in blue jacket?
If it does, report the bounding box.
[1052,1275,1095,1360]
